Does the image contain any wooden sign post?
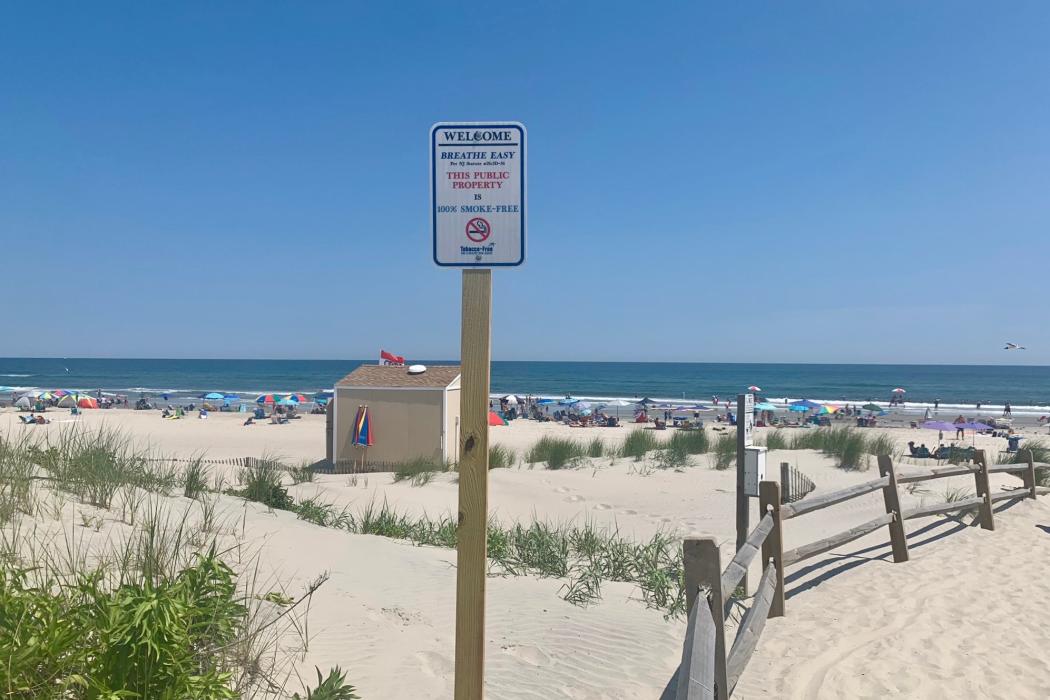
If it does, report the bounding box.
[735,393,754,592]
[432,122,526,700]
[454,269,492,700]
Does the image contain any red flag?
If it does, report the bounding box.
[380,350,405,366]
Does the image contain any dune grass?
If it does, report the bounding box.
[667,429,709,455]
[761,429,789,451]
[391,456,448,485]
[489,444,515,469]
[713,434,736,470]
[586,437,605,458]
[998,441,1050,485]
[525,436,586,469]
[0,431,356,698]
[620,429,660,461]
[787,426,889,470]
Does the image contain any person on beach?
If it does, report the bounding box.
[934,398,940,411]
[1003,402,1012,417]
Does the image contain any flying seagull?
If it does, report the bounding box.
[1004,342,1027,350]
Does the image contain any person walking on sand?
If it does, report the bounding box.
[934,398,940,412]
[1003,402,1012,417]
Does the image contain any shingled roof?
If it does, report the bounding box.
[335,364,461,389]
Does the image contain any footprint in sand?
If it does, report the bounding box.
[564,494,584,503]
[623,509,638,515]
[503,644,551,667]
[417,651,454,677]
[593,503,612,510]
[554,486,572,494]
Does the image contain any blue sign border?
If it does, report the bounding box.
[431,122,526,267]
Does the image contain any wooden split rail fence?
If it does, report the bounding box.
[673,449,1049,699]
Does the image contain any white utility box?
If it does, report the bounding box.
[744,446,767,497]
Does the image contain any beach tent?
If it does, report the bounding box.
[14,396,30,409]
[503,394,519,404]
[488,411,507,426]
[78,397,98,409]
[56,394,78,407]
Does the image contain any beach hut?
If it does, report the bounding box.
[332,364,461,470]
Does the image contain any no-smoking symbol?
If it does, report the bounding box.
[465,217,491,243]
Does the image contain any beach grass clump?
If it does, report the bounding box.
[586,437,605,458]
[290,461,316,484]
[713,434,736,470]
[231,460,292,509]
[667,429,709,455]
[488,444,515,469]
[867,432,899,459]
[525,436,586,469]
[392,456,447,485]
[789,427,875,470]
[762,429,789,451]
[619,429,660,461]
[654,441,690,471]
[998,441,1050,485]
[0,434,36,525]
[182,457,209,499]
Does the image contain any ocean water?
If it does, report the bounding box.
[3,358,1050,413]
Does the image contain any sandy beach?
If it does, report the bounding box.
[3,405,1050,697]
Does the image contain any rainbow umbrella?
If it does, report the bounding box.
[256,394,279,404]
[353,406,373,446]
[819,404,840,414]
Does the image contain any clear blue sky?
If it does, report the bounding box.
[3,2,1047,364]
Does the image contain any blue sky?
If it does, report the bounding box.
[2,2,1047,364]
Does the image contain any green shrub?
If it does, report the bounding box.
[586,437,605,458]
[293,666,360,700]
[713,434,736,470]
[489,444,515,469]
[525,436,585,469]
[667,429,709,455]
[620,430,660,461]
[999,441,1050,485]
[290,461,316,484]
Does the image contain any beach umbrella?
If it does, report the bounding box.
[503,394,519,404]
[352,406,373,446]
[788,404,809,413]
[754,402,778,411]
[275,397,298,406]
[223,393,240,400]
[488,411,507,426]
[284,393,309,403]
[256,394,279,404]
[819,405,840,414]
[921,421,957,432]
[574,401,593,410]
[747,385,762,392]
[637,397,654,405]
[202,392,225,400]
[892,388,906,394]
[862,403,882,412]
[790,399,821,410]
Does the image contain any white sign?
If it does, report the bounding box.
[744,446,767,497]
[431,122,526,267]
[742,393,755,447]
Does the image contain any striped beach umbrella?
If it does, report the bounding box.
[284,393,309,403]
[256,394,279,404]
[353,406,373,446]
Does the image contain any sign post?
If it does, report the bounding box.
[432,122,526,700]
[735,393,754,592]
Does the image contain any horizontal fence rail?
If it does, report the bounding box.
[672,448,1048,697]
[780,476,888,520]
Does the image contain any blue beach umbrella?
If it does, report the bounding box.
[789,399,822,410]
[202,392,225,400]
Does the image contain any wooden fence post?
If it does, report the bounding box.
[877,456,909,563]
[1024,448,1038,500]
[779,462,790,504]
[974,449,995,531]
[683,537,728,700]
[758,481,785,619]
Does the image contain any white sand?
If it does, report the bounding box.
[3,407,1050,697]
